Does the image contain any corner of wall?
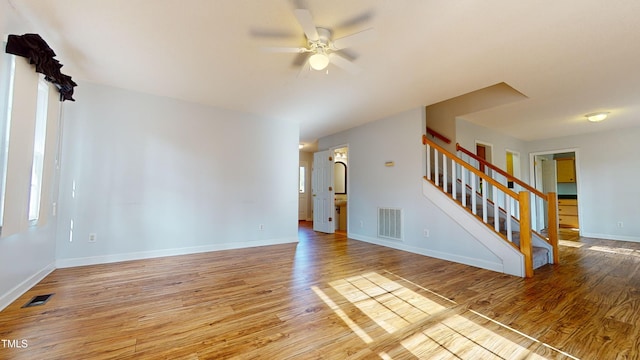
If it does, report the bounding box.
[0,262,56,312]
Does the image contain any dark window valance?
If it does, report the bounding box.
[5,33,77,101]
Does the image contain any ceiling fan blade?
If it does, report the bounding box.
[297,61,311,78]
[329,53,362,74]
[250,28,298,39]
[292,52,311,67]
[336,10,374,29]
[331,28,375,50]
[262,47,308,53]
[293,9,319,41]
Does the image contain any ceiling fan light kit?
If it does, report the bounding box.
[307,27,332,71]
[264,9,374,74]
[309,52,330,70]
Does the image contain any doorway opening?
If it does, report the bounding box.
[333,147,348,234]
[310,145,349,234]
[475,141,493,197]
[475,141,493,172]
[505,149,521,188]
[531,149,580,241]
[299,160,309,221]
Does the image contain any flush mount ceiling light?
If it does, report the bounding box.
[585,112,609,122]
[299,143,305,149]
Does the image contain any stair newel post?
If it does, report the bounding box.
[519,191,533,278]
[547,192,559,264]
[423,134,431,181]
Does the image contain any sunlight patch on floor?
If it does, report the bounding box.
[560,240,640,258]
[588,245,640,258]
[311,286,373,344]
[559,240,584,248]
[329,272,446,333]
[314,271,580,359]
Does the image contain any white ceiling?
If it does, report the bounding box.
[6,0,640,145]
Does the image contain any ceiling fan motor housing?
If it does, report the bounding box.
[309,27,332,51]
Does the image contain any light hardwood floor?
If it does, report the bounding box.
[1,222,639,359]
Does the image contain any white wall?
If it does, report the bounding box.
[527,127,640,242]
[456,117,529,181]
[55,82,299,267]
[319,107,501,270]
[0,61,59,308]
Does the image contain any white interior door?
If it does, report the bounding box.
[313,150,334,233]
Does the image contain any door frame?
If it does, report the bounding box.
[299,160,309,221]
[474,140,494,167]
[331,144,349,233]
[505,148,521,178]
[529,148,582,234]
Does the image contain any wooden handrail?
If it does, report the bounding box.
[456,143,547,200]
[423,135,557,277]
[423,135,517,198]
[426,127,452,144]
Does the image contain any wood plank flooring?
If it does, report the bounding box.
[1,222,640,359]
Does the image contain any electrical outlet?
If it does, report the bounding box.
[617,221,624,228]
[360,220,364,228]
[88,233,97,242]
[258,224,264,231]
[423,229,430,237]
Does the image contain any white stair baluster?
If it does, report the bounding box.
[434,149,439,187]
[443,153,448,194]
[461,168,467,208]
[482,178,488,223]
[506,197,513,242]
[426,144,431,181]
[451,159,457,200]
[471,173,477,215]
[494,186,500,232]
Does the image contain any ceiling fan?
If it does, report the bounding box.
[265,9,375,74]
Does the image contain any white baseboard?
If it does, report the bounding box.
[347,232,505,274]
[0,262,56,312]
[421,180,524,277]
[56,237,299,268]
[581,232,640,243]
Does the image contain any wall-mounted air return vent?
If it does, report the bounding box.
[378,207,403,240]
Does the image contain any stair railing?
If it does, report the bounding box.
[455,143,558,263]
[426,126,452,144]
[423,135,537,276]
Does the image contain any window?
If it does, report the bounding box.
[0,50,15,228]
[299,166,306,193]
[27,79,49,222]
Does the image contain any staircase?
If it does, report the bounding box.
[422,133,559,277]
